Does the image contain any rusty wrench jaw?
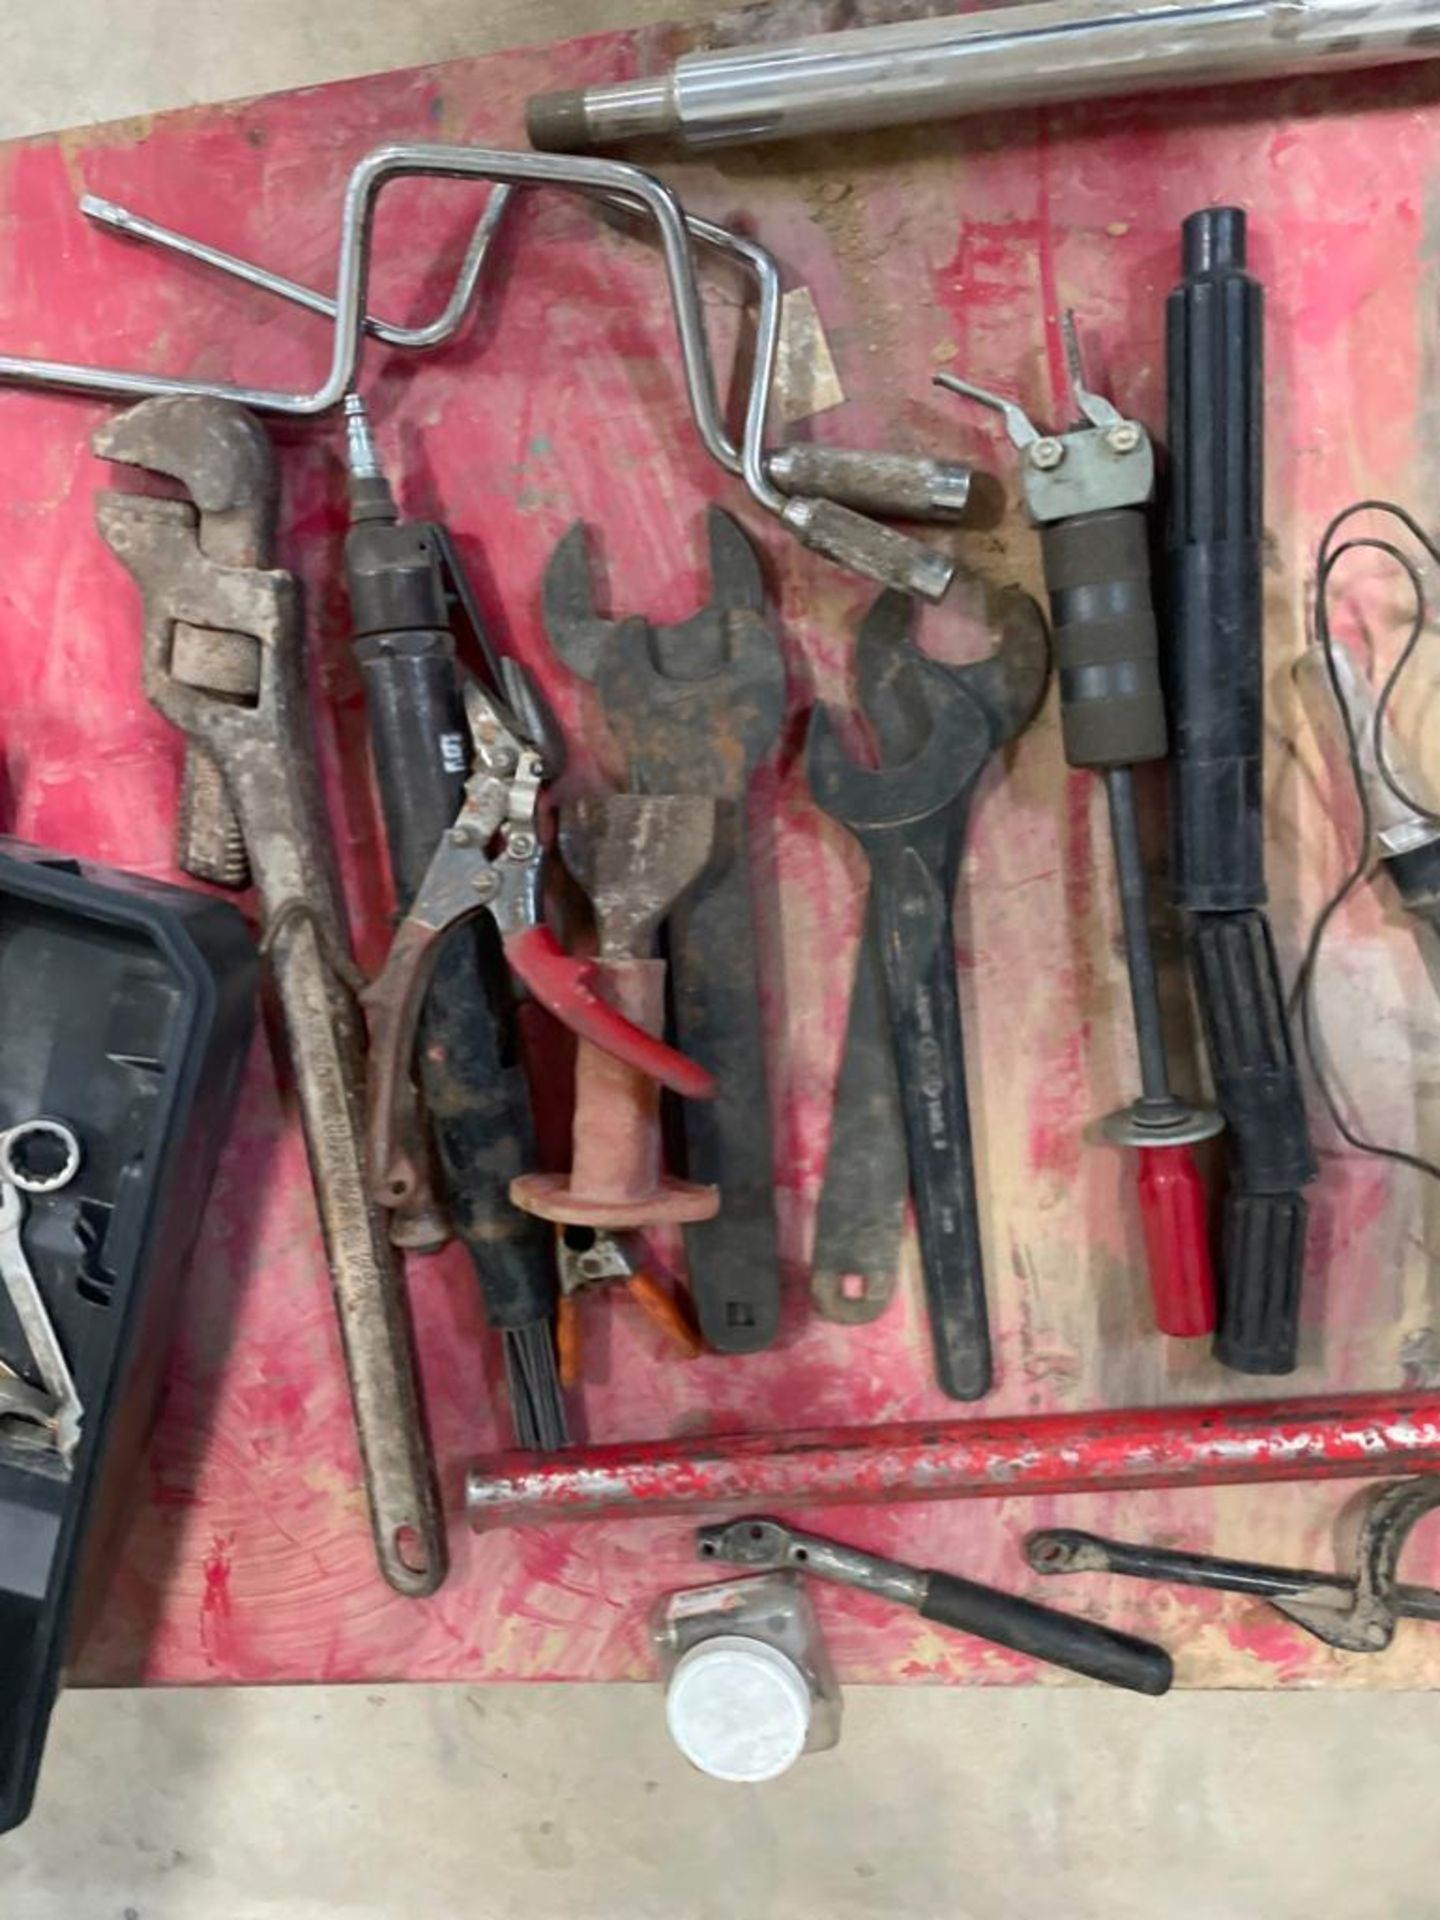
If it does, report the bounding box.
[95,398,275,889]
[93,395,446,1600]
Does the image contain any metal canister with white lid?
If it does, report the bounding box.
[652,1572,842,1783]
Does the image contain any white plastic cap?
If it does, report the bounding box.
[664,1635,813,1784]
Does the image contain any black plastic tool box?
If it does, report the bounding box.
[0,841,257,1833]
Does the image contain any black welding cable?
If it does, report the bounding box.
[1292,498,1440,1181]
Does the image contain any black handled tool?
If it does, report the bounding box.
[1027,1476,1440,1654]
[806,588,1048,1398]
[698,1516,1173,1694]
[542,511,786,1352]
[810,595,966,1324]
[938,318,1223,1341]
[343,395,566,1451]
[1165,207,1315,1374]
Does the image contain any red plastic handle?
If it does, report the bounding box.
[1135,1145,1216,1339]
[504,924,715,1101]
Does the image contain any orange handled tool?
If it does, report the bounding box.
[555,1228,701,1390]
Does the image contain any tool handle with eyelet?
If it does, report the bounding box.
[870,843,992,1401]
[1024,1527,1344,1603]
[917,1568,1174,1694]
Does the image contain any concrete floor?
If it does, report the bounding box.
[0,4,1436,1916]
[9,1684,1439,1920]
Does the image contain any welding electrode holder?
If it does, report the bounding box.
[1165,206,1314,1374]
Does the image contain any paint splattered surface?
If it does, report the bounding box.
[2,26,1440,1687]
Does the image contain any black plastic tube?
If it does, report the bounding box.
[1165,205,1265,912]
[1165,208,1315,1375]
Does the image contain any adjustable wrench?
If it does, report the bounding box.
[543,509,786,1351]
[807,589,1047,1398]
[93,395,445,1598]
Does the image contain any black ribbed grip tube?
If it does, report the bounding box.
[1186,913,1312,1195]
[1165,205,1264,910]
[1187,913,1314,1373]
[1165,208,1314,1375]
[1042,509,1168,769]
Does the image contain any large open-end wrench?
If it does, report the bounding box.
[807,591,1047,1398]
[92,395,445,1598]
[812,584,1049,1323]
[543,509,786,1351]
[810,610,935,1325]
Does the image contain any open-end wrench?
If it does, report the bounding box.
[810,582,1044,1323]
[543,508,787,1351]
[93,394,445,1599]
[807,590,1047,1398]
[0,1118,84,1466]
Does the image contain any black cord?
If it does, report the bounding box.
[1293,499,1440,1182]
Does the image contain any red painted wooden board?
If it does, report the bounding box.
[2,24,1440,1687]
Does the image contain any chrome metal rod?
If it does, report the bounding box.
[1105,765,1172,1105]
[78,182,777,496]
[0,145,719,427]
[526,0,1440,151]
[64,156,953,597]
[86,190,973,527]
[82,185,514,353]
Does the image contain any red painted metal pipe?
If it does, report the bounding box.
[465,1392,1440,1530]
